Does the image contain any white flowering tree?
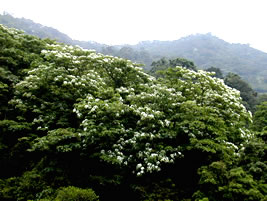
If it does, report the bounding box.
[10,38,252,178]
[74,67,252,176]
[158,67,252,148]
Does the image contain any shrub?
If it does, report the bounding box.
[54,186,99,201]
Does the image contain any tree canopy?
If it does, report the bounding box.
[0,25,266,201]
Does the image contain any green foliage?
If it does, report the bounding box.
[252,101,267,132]
[0,119,34,178]
[205,66,224,79]
[133,178,180,201]
[0,24,51,180]
[0,25,265,201]
[224,72,257,112]
[195,132,267,201]
[195,164,266,201]
[149,57,197,77]
[0,23,48,120]
[0,170,53,201]
[54,186,99,201]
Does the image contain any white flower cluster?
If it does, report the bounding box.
[72,77,188,176]
[223,140,239,150]
[134,147,182,176]
[99,130,183,176]
[116,86,135,94]
[0,24,22,35]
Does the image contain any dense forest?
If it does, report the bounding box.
[0,23,266,201]
[1,13,267,93]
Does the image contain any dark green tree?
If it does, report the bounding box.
[224,73,257,112]
[150,57,197,77]
[251,101,267,143]
[205,66,224,79]
[0,24,51,180]
[252,101,267,132]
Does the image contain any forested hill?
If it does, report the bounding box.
[130,34,267,92]
[1,13,267,92]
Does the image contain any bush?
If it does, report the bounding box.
[54,186,99,201]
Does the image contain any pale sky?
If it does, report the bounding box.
[1,0,267,53]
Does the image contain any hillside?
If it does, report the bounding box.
[0,13,267,92]
[130,34,267,92]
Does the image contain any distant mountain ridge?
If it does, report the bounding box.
[0,13,104,51]
[130,34,267,92]
[0,13,266,92]
[133,33,267,74]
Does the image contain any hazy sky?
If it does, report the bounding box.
[1,0,267,52]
